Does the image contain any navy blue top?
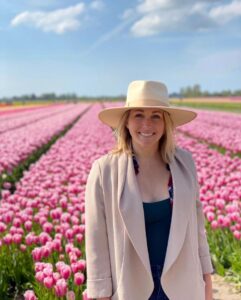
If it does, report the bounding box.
[143,198,172,268]
[132,156,173,271]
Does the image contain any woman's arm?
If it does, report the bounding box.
[196,194,214,274]
[85,160,112,299]
[203,273,213,300]
[189,153,214,299]
[196,184,214,300]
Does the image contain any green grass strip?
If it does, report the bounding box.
[171,101,241,113]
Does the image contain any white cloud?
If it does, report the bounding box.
[136,0,218,13]
[11,2,86,34]
[209,0,241,24]
[137,0,171,13]
[128,0,241,37]
[131,10,183,37]
[90,0,105,11]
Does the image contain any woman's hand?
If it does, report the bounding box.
[203,273,213,300]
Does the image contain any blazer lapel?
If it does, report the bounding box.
[162,153,192,276]
[117,150,193,278]
[117,153,152,276]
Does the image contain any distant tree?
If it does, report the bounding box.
[40,93,56,100]
[202,90,210,97]
[193,84,201,97]
[180,84,201,97]
[234,90,241,96]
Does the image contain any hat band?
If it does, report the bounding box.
[125,98,169,108]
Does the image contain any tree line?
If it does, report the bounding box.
[0,85,241,103]
[179,84,241,98]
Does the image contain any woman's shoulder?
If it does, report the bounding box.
[175,146,194,160]
[92,152,126,170]
[175,146,196,166]
[175,146,197,174]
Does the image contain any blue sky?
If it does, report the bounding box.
[1,0,241,97]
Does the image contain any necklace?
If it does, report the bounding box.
[131,143,139,175]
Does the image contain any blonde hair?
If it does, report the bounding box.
[110,109,176,163]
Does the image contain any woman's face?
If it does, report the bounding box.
[126,108,165,151]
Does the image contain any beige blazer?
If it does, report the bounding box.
[85,147,213,300]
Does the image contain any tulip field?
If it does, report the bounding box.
[0,103,241,299]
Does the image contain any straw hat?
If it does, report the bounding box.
[98,80,197,128]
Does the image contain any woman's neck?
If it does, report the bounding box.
[132,144,160,161]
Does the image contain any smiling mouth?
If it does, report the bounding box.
[139,132,155,137]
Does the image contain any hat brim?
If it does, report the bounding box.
[98,105,197,128]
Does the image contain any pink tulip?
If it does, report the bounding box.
[24,220,33,231]
[53,272,61,283]
[67,291,76,300]
[13,233,22,244]
[43,222,53,234]
[60,198,68,209]
[0,222,7,233]
[24,290,37,300]
[54,278,67,297]
[43,276,54,289]
[71,260,86,273]
[3,182,11,189]
[217,215,225,227]
[76,233,84,243]
[56,261,65,272]
[52,239,62,252]
[43,266,53,277]
[216,199,225,210]
[60,265,72,280]
[233,230,241,240]
[9,226,17,234]
[35,271,44,283]
[20,244,27,252]
[65,243,74,254]
[71,216,79,225]
[32,247,43,261]
[69,253,78,264]
[235,223,241,230]
[3,233,13,245]
[13,218,22,227]
[42,245,51,258]
[39,232,51,245]
[35,262,45,272]
[211,220,219,229]
[74,272,85,285]
[222,216,231,227]
[65,229,74,240]
[25,233,37,245]
[206,212,215,222]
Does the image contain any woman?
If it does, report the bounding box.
[85,80,213,300]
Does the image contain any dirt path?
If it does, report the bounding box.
[212,274,241,300]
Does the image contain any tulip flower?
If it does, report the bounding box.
[74,272,85,285]
[24,290,37,300]
[54,278,67,297]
